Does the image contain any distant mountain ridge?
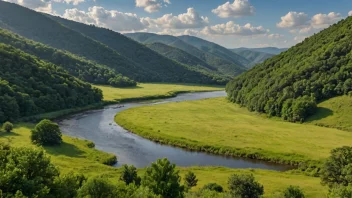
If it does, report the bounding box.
[233,47,288,55]
[230,49,275,68]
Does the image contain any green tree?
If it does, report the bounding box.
[77,177,118,198]
[228,174,264,198]
[120,164,141,186]
[321,146,352,188]
[202,183,223,193]
[52,172,86,198]
[184,171,198,190]
[31,119,62,145]
[142,158,184,198]
[328,185,352,198]
[2,121,13,132]
[283,186,305,198]
[0,146,59,197]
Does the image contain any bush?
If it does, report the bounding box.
[77,177,118,198]
[228,174,264,198]
[2,121,13,132]
[283,186,305,198]
[52,172,87,198]
[202,183,223,193]
[184,171,198,190]
[85,140,95,148]
[31,119,62,145]
[120,164,141,186]
[101,154,117,166]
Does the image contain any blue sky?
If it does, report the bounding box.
[5,0,352,48]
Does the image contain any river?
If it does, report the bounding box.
[58,91,292,171]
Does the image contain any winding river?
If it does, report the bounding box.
[58,91,292,171]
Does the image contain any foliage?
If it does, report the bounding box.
[52,172,87,198]
[31,119,62,145]
[185,189,228,198]
[0,29,136,87]
[77,177,118,198]
[283,186,305,198]
[120,164,141,186]
[228,174,264,198]
[202,183,223,193]
[230,49,275,68]
[0,43,102,123]
[184,171,198,190]
[321,146,352,188]
[327,185,352,198]
[0,145,59,198]
[142,158,184,198]
[227,17,352,122]
[2,121,13,132]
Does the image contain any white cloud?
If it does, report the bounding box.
[267,33,284,39]
[4,0,53,13]
[135,0,170,13]
[212,0,255,18]
[311,12,342,29]
[349,11,352,16]
[63,6,147,31]
[143,8,209,29]
[53,0,85,5]
[277,11,309,29]
[201,21,268,36]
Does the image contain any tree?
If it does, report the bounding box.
[142,158,184,198]
[328,185,352,198]
[2,121,13,132]
[321,146,352,188]
[31,119,62,145]
[52,172,86,198]
[283,186,305,198]
[0,146,59,197]
[202,183,223,193]
[77,177,118,198]
[228,174,264,198]
[184,171,198,190]
[120,164,141,186]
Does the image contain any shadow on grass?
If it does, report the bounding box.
[44,142,85,158]
[0,132,20,137]
[306,107,334,122]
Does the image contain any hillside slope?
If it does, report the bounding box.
[0,29,136,87]
[226,17,352,122]
[230,49,275,68]
[0,1,220,85]
[125,33,247,76]
[0,43,102,123]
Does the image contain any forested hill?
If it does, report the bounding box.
[0,29,136,87]
[125,32,247,76]
[226,16,352,122]
[0,1,222,85]
[230,49,275,68]
[0,43,102,123]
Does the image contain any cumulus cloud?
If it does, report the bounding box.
[53,0,85,5]
[144,8,209,29]
[135,0,170,13]
[63,6,147,31]
[311,12,342,28]
[4,0,53,13]
[201,21,268,36]
[277,11,309,29]
[349,11,352,16]
[212,0,255,18]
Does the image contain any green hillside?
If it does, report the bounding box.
[0,29,136,87]
[226,17,352,122]
[239,47,288,55]
[125,32,247,76]
[230,49,275,68]
[0,1,221,85]
[0,43,102,123]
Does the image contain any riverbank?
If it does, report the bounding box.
[115,97,352,167]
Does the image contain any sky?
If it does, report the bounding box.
[4,0,352,48]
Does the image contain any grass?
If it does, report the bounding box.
[115,97,352,165]
[95,83,223,102]
[0,123,327,197]
[306,95,352,132]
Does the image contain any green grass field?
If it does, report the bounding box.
[95,83,223,102]
[306,95,352,132]
[115,97,352,164]
[0,123,327,197]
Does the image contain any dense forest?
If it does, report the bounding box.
[0,43,102,123]
[0,29,136,87]
[230,49,275,68]
[226,17,352,122]
[0,1,225,85]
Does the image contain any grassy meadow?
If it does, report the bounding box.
[115,97,352,164]
[94,83,223,102]
[0,124,327,197]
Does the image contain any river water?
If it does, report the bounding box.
[58,91,292,171]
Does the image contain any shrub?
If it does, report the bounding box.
[283,186,305,198]
[85,140,95,148]
[2,121,13,132]
[184,171,198,190]
[52,172,87,198]
[120,164,141,186]
[31,119,62,145]
[228,174,264,198]
[202,183,223,193]
[101,154,117,166]
[77,177,118,198]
